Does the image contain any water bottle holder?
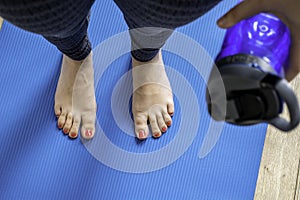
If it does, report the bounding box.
[207,54,300,131]
[226,88,281,125]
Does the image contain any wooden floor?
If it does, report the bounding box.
[1,16,300,199]
[0,17,3,30]
[255,74,300,200]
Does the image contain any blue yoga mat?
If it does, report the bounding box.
[0,1,267,199]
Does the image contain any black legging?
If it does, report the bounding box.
[0,0,221,61]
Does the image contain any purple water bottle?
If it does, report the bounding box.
[207,13,300,131]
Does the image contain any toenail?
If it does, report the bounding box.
[70,132,77,138]
[85,129,93,137]
[169,112,174,116]
[139,130,145,138]
[166,121,172,126]
[63,129,68,133]
[154,132,161,137]
[58,124,63,129]
[162,127,167,132]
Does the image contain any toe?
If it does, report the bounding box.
[80,127,95,140]
[167,102,174,116]
[54,104,61,118]
[134,113,149,140]
[149,113,162,138]
[81,114,96,140]
[63,112,73,134]
[162,110,172,127]
[157,113,167,133]
[81,125,95,140]
[69,115,80,139]
[57,111,67,129]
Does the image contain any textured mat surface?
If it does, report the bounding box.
[0,0,267,199]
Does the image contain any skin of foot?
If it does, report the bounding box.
[132,50,174,140]
[54,52,97,140]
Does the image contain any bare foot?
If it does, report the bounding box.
[132,50,174,140]
[54,52,97,140]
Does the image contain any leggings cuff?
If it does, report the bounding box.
[45,34,92,61]
[62,36,92,61]
[131,48,159,62]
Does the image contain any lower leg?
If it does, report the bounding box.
[0,0,97,139]
[44,14,92,61]
[44,15,97,139]
[115,0,221,139]
[130,28,175,139]
[129,27,173,62]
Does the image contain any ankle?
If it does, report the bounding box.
[132,49,162,67]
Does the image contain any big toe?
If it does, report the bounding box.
[80,115,96,140]
[81,126,95,140]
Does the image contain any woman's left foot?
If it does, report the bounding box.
[132,50,174,140]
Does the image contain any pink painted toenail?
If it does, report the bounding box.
[154,132,161,137]
[166,121,172,126]
[85,129,93,137]
[63,129,68,133]
[139,130,145,138]
[58,124,62,129]
[70,132,77,138]
[162,127,167,132]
